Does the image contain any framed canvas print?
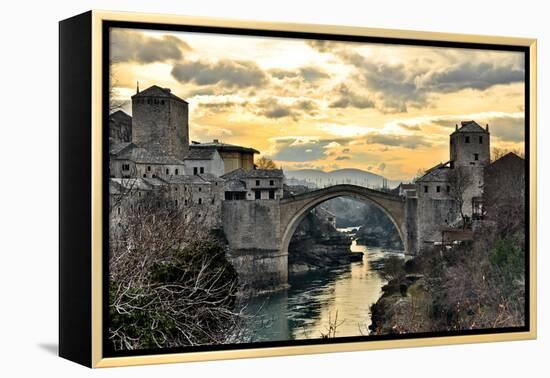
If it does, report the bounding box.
[59,10,537,368]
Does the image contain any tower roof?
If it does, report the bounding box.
[452,120,488,135]
[131,85,187,104]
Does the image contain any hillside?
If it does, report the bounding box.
[284,168,403,189]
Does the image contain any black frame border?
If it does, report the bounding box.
[101,20,531,359]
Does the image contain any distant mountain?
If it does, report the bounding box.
[284,168,403,189]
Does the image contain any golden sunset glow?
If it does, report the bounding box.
[110,28,525,180]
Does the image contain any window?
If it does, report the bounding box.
[200,167,205,174]
[175,200,178,206]
[215,182,218,186]
[161,100,165,105]
[143,174,146,178]
[138,192,142,197]
[165,168,170,174]
[436,186,441,193]
[465,136,470,143]
[447,185,451,193]
[256,180,260,186]
[198,198,202,205]
[479,136,483,144]
[147,166,151,171]
[474,153,479,161]
[199,187,202,192]
[255,190,261,199]
[225,192,232,200]
[122,164,130,171]
[193,167,198,175]
[269,190,275,199]
[269,180,274,186]
[117,207,120,215]
[424,185,428,193]
[175,168,179,175]
[185,199,188,205]
[211,198,215,204]
[174,187,178,191]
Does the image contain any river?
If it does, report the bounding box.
[240,228,405,342]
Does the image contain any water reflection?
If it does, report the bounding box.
[242,235,404,342]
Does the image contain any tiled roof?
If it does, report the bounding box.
[160,175,206,185]
[190,141,259,154]
[197,173,224,183]
[244,169,284,179]
[132,85,187,104]
[453,120,488,134]
[109,110,132,122]
[110,142,135,156]
[221,168,246,180]
[416,166,450,182]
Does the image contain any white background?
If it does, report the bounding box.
[0,0,547,376]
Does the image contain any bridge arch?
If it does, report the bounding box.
[279,185,406,257]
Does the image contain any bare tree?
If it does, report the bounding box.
[492,147,525,161]
[447,167,473,229]
[256,156,277,170]
[108,189,246,351]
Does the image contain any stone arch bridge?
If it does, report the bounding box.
[222,184,417,291]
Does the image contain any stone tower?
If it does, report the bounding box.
[131,85,189,159]
[450,120,490,168]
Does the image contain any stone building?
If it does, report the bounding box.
[109,142,186,179]
[183,147,225,177]
[222,168,284,200]
[483,152,525,223]
[189,140,258,174]
[411,120,491,251]
[131,85,190,159]
[109,110,132,145]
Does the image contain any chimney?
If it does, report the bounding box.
[455,124,458,131]
[486,123,489,132]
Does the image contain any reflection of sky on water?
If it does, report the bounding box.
[242,237,404,342]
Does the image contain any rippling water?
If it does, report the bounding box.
[241,232,404,342]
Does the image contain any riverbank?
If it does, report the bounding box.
[288,212,362,274]
[369,233,526,334]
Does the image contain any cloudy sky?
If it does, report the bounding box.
[110,27,525,181]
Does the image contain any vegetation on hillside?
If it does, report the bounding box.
[108,191,243,351]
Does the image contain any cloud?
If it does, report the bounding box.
[270,137,353,162]
[329,84,375,109]
[270,66,330,82]
[171,59,268,88]
[366,133,432,149]
[111,29,191,64]
[420,62,524,92]
[335,156,351,161]
[420,113,524,143]
[378,163,386,172]
[486,116,525,142]
[398,123,421,131]
[255,98,296,119]
[311,44,525,113]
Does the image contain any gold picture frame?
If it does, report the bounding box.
[59,10,537,368]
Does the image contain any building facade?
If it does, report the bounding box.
[411,120,491,251]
